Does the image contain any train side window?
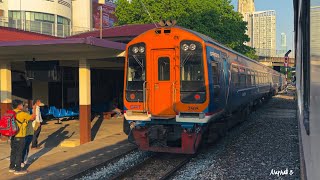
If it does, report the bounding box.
[239,67,246,88]
[231,66,239,87]
[211,62,220,97]
[158,57,170,81]
[252,71,255,86]
[264,73,267,84]
[246,70,252,87]
[211,62,219,85]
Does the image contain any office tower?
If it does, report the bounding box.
[238,0,255,14]
[238,0,277,57]
[252,10,277,56]
[238,0,255,47]
[281,32,287,53]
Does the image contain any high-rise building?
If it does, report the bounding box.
[252,10,277,56]
[238,1,277,57]
[281,32,287,52]
[238,0,255,47]
[238,0,255,14]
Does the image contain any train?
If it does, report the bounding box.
[123,24,285,154]
[293,0,320,179]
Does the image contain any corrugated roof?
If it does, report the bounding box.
[0,27,58,41]
[70,24,156,38]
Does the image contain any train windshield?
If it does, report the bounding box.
[127,55,146,90]
[126,43,146,91]
[180,41,205,91]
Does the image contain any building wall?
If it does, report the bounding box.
[8,0,71,19]
[0,0,8,18]
[72,0,92,34]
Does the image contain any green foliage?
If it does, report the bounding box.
[115,0,256,58]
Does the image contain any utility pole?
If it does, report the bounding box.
[98,0,104,39]
[284,50,292,93]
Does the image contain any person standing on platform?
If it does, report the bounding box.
[21,103,34,167]
[9,100,35,175]
[21,121,34,167]
[31,100,44,149]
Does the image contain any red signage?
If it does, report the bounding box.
[92,0,117,29]
[284,56,289,67]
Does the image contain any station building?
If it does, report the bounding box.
[0,0,117,37]
[0,23,155,143]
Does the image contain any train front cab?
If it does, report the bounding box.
[123,27,211,154]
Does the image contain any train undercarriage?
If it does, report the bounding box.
[126,93,274,154]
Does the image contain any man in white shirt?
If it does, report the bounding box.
[31,99,44,149]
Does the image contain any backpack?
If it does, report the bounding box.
[0,110,21,137]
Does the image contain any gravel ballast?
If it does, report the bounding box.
[173,93,300,180]
[77,150,153,180]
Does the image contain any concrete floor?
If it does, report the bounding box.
[0,116,132,180]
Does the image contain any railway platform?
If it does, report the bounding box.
[0,116,135,180]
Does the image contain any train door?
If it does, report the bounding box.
[151,49,176,116]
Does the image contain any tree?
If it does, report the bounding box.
[115,0,257,59]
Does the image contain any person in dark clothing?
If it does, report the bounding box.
[21,121,34,166]
[31,125,41,149]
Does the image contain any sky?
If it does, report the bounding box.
[230,0,294,51]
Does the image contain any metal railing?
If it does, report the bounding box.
[0,17,71,37]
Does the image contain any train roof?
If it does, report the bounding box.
[178,27,281,75]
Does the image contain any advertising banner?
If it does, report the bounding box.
[92,0,117,29]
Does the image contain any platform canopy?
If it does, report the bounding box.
[0,37,126,63]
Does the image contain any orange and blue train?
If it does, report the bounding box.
[123,26,285,154]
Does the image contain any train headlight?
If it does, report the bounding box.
[189,44,196,51]
[139,46,145,53]
[182,44,189,51]
[132,47,139,53]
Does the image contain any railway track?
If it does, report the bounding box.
[66,148,138,180]
[110,153,194,180]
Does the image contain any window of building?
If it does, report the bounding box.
[8,11,21,20]
[57,16,70,25]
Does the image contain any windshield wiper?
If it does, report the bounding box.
[181,52,195,67]
[132,55,144,68]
